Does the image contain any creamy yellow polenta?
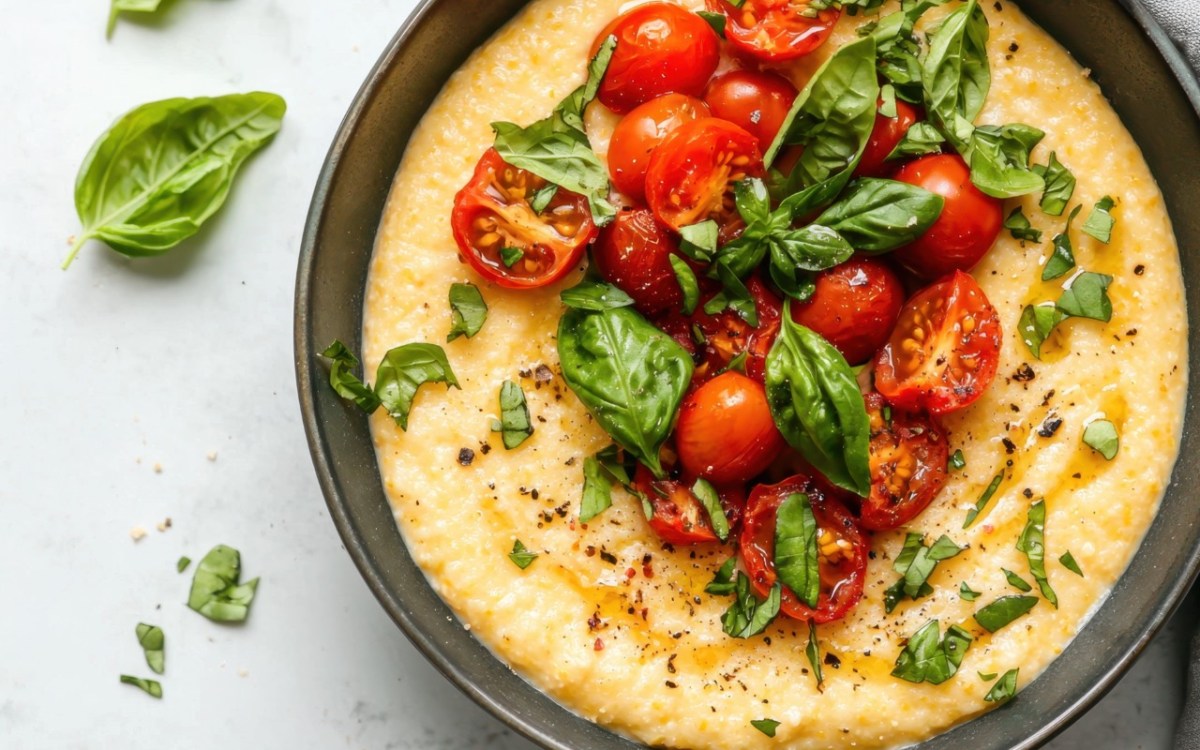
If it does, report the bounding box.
[362,1,1186,747]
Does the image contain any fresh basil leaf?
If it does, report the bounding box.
[949,449,966,470]
[1059,551,1084,577]
[969,124,1046,199]
[320,340,382,413]
[1017,303,1066,360]
[973,595,1038,633]
[1003,568,1032,592]
[963,471,1003,528]
[529,184,558,214]
[697,10,726,37]
[1035,152,1076,216]
[806,621,825,691]
[928,535,964,560]
[775,493,820,608]
[491,122,613,226]
[885,121,946,160]
[499,246,524,268]
[768,224,854,300]
[814,178,944,252]
[706,557,738,595]
[447,283,488,342]
[669,255,700,315]
[706,262,759,326]
[1057,271,1113,322]
[721,573,781,638]
[119,675,162,698]
[720,351,749,376]
[691,478,731,542]
[1004,206,1043,243]
[1083,419,1120,460]
[870,1,950,102]
[176,556,191,573]
[960,581,981,601]
[136,623,165,675]
[1041,205,1082,281]
[66,92,287,269]
[552,34,615,133]
[979,671,998,681]
[375,343,461,429]
[735,178,773,226]
[560,279,635,311]
[886,533,963,612]
[985,668,1019,702]
[580,456,614,523]
[1017,499,1057,606]
[879,84,898,118]
[508,540,538,569]
[108,0,164,38]
[922,0,989,152]
[494,380,533,449]
[678,220,720,262]
[558,307,693,477]
[187,544,260,623]
[1082,196,1116,243]
[751,719,781,738]
[765,309,871,496]
[891,620,972,685]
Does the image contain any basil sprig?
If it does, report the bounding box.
[891,620,973,684]
[765,308,871,496]
[721,573,781,638]
[922,0,989,151]
[136,623,165,675]
[558,307,693,478]
[813,178,944,252]
[1017,499,1057,607]
[187,544,260,622]
[973,595,1038,632]
[447,283,488,341]
[883,533,964,613]
[494,380,533,449]
[774,493,819,608]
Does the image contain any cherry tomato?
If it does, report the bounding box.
[874,271,1002,415]
[450,149,596,288]
[860,392,949,530]
[676,371,785,484]
[891,154,1003,279]
[593,208,690,315]
[739,475,868,623]
[633,466,723,545]
[608,94,710,202]
[702,70,798,148]
[645,119,764,242]
[690,275,782,383]
[856,99,921,178]
[707,0,839,62]
[788,257,905,365]
[592,3,721,114]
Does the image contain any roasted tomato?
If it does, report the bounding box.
[592,2,721,114]
[891,154,1003,279]
[593,208,691,315]
[608,94,711,202]
[860,392,949,530]
[702,70,798,148]
[645,118,764,242]
[676,371,785,484]
[633,466,733,545]
[874,271,1002,415]
[855,98,922,178]
[691,275,782,383]
[706,0,839,62]
[739,475,868,623]
[451,149,596,288]
[788,257,906,365]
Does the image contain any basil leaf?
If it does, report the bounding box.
[1042,205,1082,281]
[922,0,989,151]
[136,623,165,675]
[979,671,998,681]
[1004,206,1043,243]
[775,493,820,608]
[765,309,871,496]
[928,534,964,560]
[320,340,382,413]
[891,620,972,685]
[949,449,966,470]
[706,557,738,596]
[973,595,1038,633]
[813,178,944,252]
[187,544,260,622]
[735,178,773,226]
[963,471,1003,528]
[879,83,898,118]
[557,34,616,131]
[1017,303,1066,360]
[721,573,781,638]
[969,124,1046,199]
[494,380,533,449]
[579,456,614,523]
[376,343,461,429]
[66,92,287,269]
[447,283,488,342]
[176,556,191,573]
[692,478,731,542]
[1082,196,1116,243]
[499,246,524,268]
[697,10,726,37]
[870,1,950,102]
[720,351,749,376]
[706,262,759,326]
[1083,419,1120,459]
[885,121,946,160]
[806,621,825,691]
[768,225,854,298]
[678,220,720,262]
[558,307,693,477]
[751,719,781,738]
[529,184,558,214]
[669,255,701,315]
[508,540,538,569]
[108,0,164,38]
[119,675,162,698]
[1017,499,1057,607]
[1060,551,1084,577]
[960,581,981,601]
[1057,271,1113,321]
[885,532,963,612]
[560,279,635,311]
[490,122,611,226]
[985,668,1019,702]
[1003,568,1033,592]
[1035,152,1076,216]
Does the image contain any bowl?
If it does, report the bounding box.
[295,2,1200,747]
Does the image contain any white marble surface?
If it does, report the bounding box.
[0,0,1188,748]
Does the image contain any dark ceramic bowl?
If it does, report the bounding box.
[296,2,1200,748]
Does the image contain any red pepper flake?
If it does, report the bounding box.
[625,567,637,579]
[594,638,605,651]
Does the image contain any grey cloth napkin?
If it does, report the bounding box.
[1138,0,1200,74]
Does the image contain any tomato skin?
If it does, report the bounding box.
[450,149,596,288]
[707,0,839,62]
[592,209,690,316]
[633,466,721,545]
[690,275,782,384]
[860,392,949,531]
[608,94,711,202]
[592,3,721,114]
[739,475,868,623]
[788,257,906,365]
[702,70,798,148]
[676,371,785,484]
[874,271,1002,415]
[891,154,1003,279]
[855,99,921,178]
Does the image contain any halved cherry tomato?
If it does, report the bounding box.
[739,475,868,623]
[608,94,710,202]
[860,391,949,530]
[592,3,721,114]
[707,0,839,62]
[645,119,764,242]
[676,371,785,484]
[702,70,798,148]
[593,208,691,315]
[856,99,921,178]
[788,257,905,365]
[633,466,726,545]
[874,271,1002,415]
[892,154,1003,279]
[450,149,596,288]
[690,275,782,383]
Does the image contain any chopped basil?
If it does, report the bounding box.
[1083,419,1120,459]
[870,1,950,104]
[806,621,825,691]
[721,573,781,638]
[720,351,749,375]
[375,344,461,430]
[669,255,700,315]
[879,84,898,118]
[494,380,533,449]
[973,595,1038,633]
[187,545,259,623]
[969,123,1046,199]
[705,261,759,326]
[1060,551,1085,577]
[887,123,945,164]
[921,0,989,152]
[751,719,781,738]
[775,493,820,608]
[499,247,524,268]
[1004,206,1043,243]
[176,556,191,573]
[508,539,538,569]
[812,178,944,253]
[884,532,964,613]
[1041,205,1082,281]
[948,449,966,471]
[119,675,162,698]
[136,623,165,675]
[1002,568,1032,592]
[696,10,726,37]
[580,455,615,523]
[706,557,738,596]
[1017,303,1066,360]
[1057,272,1113,322]
[677,220,719,262]
[891,620,973,685]
[960,581,981,601]
[447,282,488,342]
[1082,196,1116,243]
[979,671,998,681]
[963,471,1003,528]
[985,668,1019,702]
[529,184,558,214]
[1035,152,1076,216]
[320,340,382,413]
[1017,499,1057,607]
[692,478,730,542]
[560,279,635,311]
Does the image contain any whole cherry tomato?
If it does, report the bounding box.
[702,70,798,148]
[855,99,921,178]
[706,0,839,62]
[788,257,906,365]
[607,94,710,202]
[592,208,691,316]
[860,391,949,530]
[675,371,785,484]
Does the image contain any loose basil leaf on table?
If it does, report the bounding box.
[774,493,820,608]
[974,595,1038,632]
[885,121,946,160]
[375,343,461,429]
[119,674,163,698]
[494,380,533,449]
[1082,196,1116,243]
[1041,205,1083,281]
[722,573,781,638]
[969,123,1046,199]
[1057,272,1113,321]
[135,623,165,675]
[891,620,973,685]
[922,0,990,151]
[813,178,944,252]
[107,0,163,38]
[765,307,871,496]
[1004,206,1043,243]
[558,307,693,478]
[1017,499,1057,606]
[187,544,260,623]
[66,92,287,269]
[1034,152,1076,216]
[447,283,488,341]
[560,279,635,311]
[176,556,192,573]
